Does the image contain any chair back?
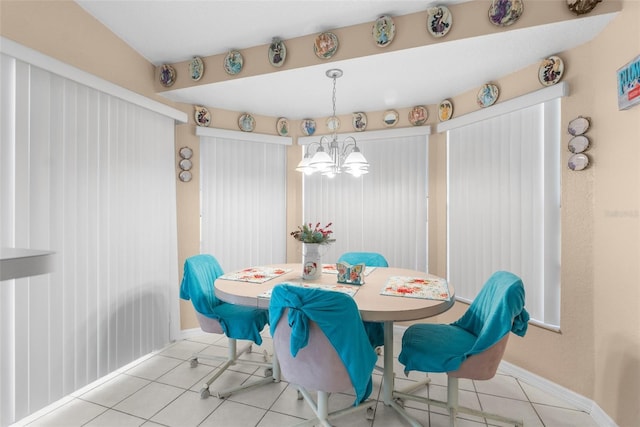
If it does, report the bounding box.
[337,252,389,267]
[273,308,352,392]
[449,334,509,380]
[179,254,225,317]
[451,271,529,358]
[269,284,377,404]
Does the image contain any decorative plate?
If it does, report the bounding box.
[477,83,499,108]
[568,153,589,171]
[159,64,176,87]
[301,118,316,136]
[568,116,590,135]
[372,15,396,47]
[567,0,602,15]
[194,106,211,127]
[178,170,192,182]
[276,117,289,136]
[179,146,193,159]
[238,113,255,132]
[538,56,564,86]
[438,99,454,122]
[568,135,590,153]
[223,50,244,75]
[326,116,340,132]
[179,158,192,171]
[409,106,429,126]
[352,112,367,131]
[383,110,399,127]
[488,0,524,27]
[268,38,287,68]
[314,32,339,59]
[189,56,204,81]
[426,6,452,38]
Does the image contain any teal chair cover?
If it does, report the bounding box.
[179,254,268,345]
[337,252,389,348]
[399,271,529,373]
[269,284,377,405]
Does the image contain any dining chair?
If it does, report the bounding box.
[269,284,378,427]
[179,254,276,399]
[396,271,530,427]
[337,252,388,350]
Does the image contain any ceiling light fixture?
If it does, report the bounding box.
[296,69,369,178]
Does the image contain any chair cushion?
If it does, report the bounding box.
[399,323,477,373]
[211,303,268,345]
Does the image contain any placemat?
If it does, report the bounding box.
[219,266,291,284]
[380,276,450,301]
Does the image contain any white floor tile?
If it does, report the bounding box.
[79,374,150,407]
[156,360,216,390]
[199,400,267,427]
[27,399,107,427]
[124,355,183,381]
[473,372,529,401]
[225,376,288,409]
[150,389,222,427]
[519,380,581,409]
[83,409,146,427]
[113,382,184,419]
[477,393,543,427]
[255,410,305,427]
[533,403,601,427]
[158,339,209,360]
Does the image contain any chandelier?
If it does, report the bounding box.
[296,69,369,178]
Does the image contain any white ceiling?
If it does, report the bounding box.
[76,0,617,120]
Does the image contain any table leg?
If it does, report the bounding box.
[382,320,394,405]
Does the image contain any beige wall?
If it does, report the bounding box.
[2,1,638,424]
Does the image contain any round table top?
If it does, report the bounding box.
[214,263,455,322]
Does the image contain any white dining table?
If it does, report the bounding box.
[214,263,455,421]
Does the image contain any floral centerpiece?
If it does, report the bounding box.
[290,222,335,244]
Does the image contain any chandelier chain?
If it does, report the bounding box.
[331,75,338,141]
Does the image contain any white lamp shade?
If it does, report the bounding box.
[295,156,315,175]
[347,167,369,177]
[343,150,369,168]
[309,150,333,171]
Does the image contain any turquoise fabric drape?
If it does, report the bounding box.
[180,254,268,345]
[399,271,529,373]
[269,284,377,405]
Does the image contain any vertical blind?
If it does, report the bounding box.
[303,134,428,271]
[447,99,561,328]
[0,54,179,425]
[200,135,287,272]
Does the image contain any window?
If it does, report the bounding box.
[302,128,430,271]
[199,129,289,271]
[1,51,180,423]
[444,86,564,329]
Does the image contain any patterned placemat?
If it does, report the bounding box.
[219,267,291,284]
[380,276,450,301]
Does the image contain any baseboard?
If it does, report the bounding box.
[498,360,618,427]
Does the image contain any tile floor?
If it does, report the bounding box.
[13,330,600,427]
